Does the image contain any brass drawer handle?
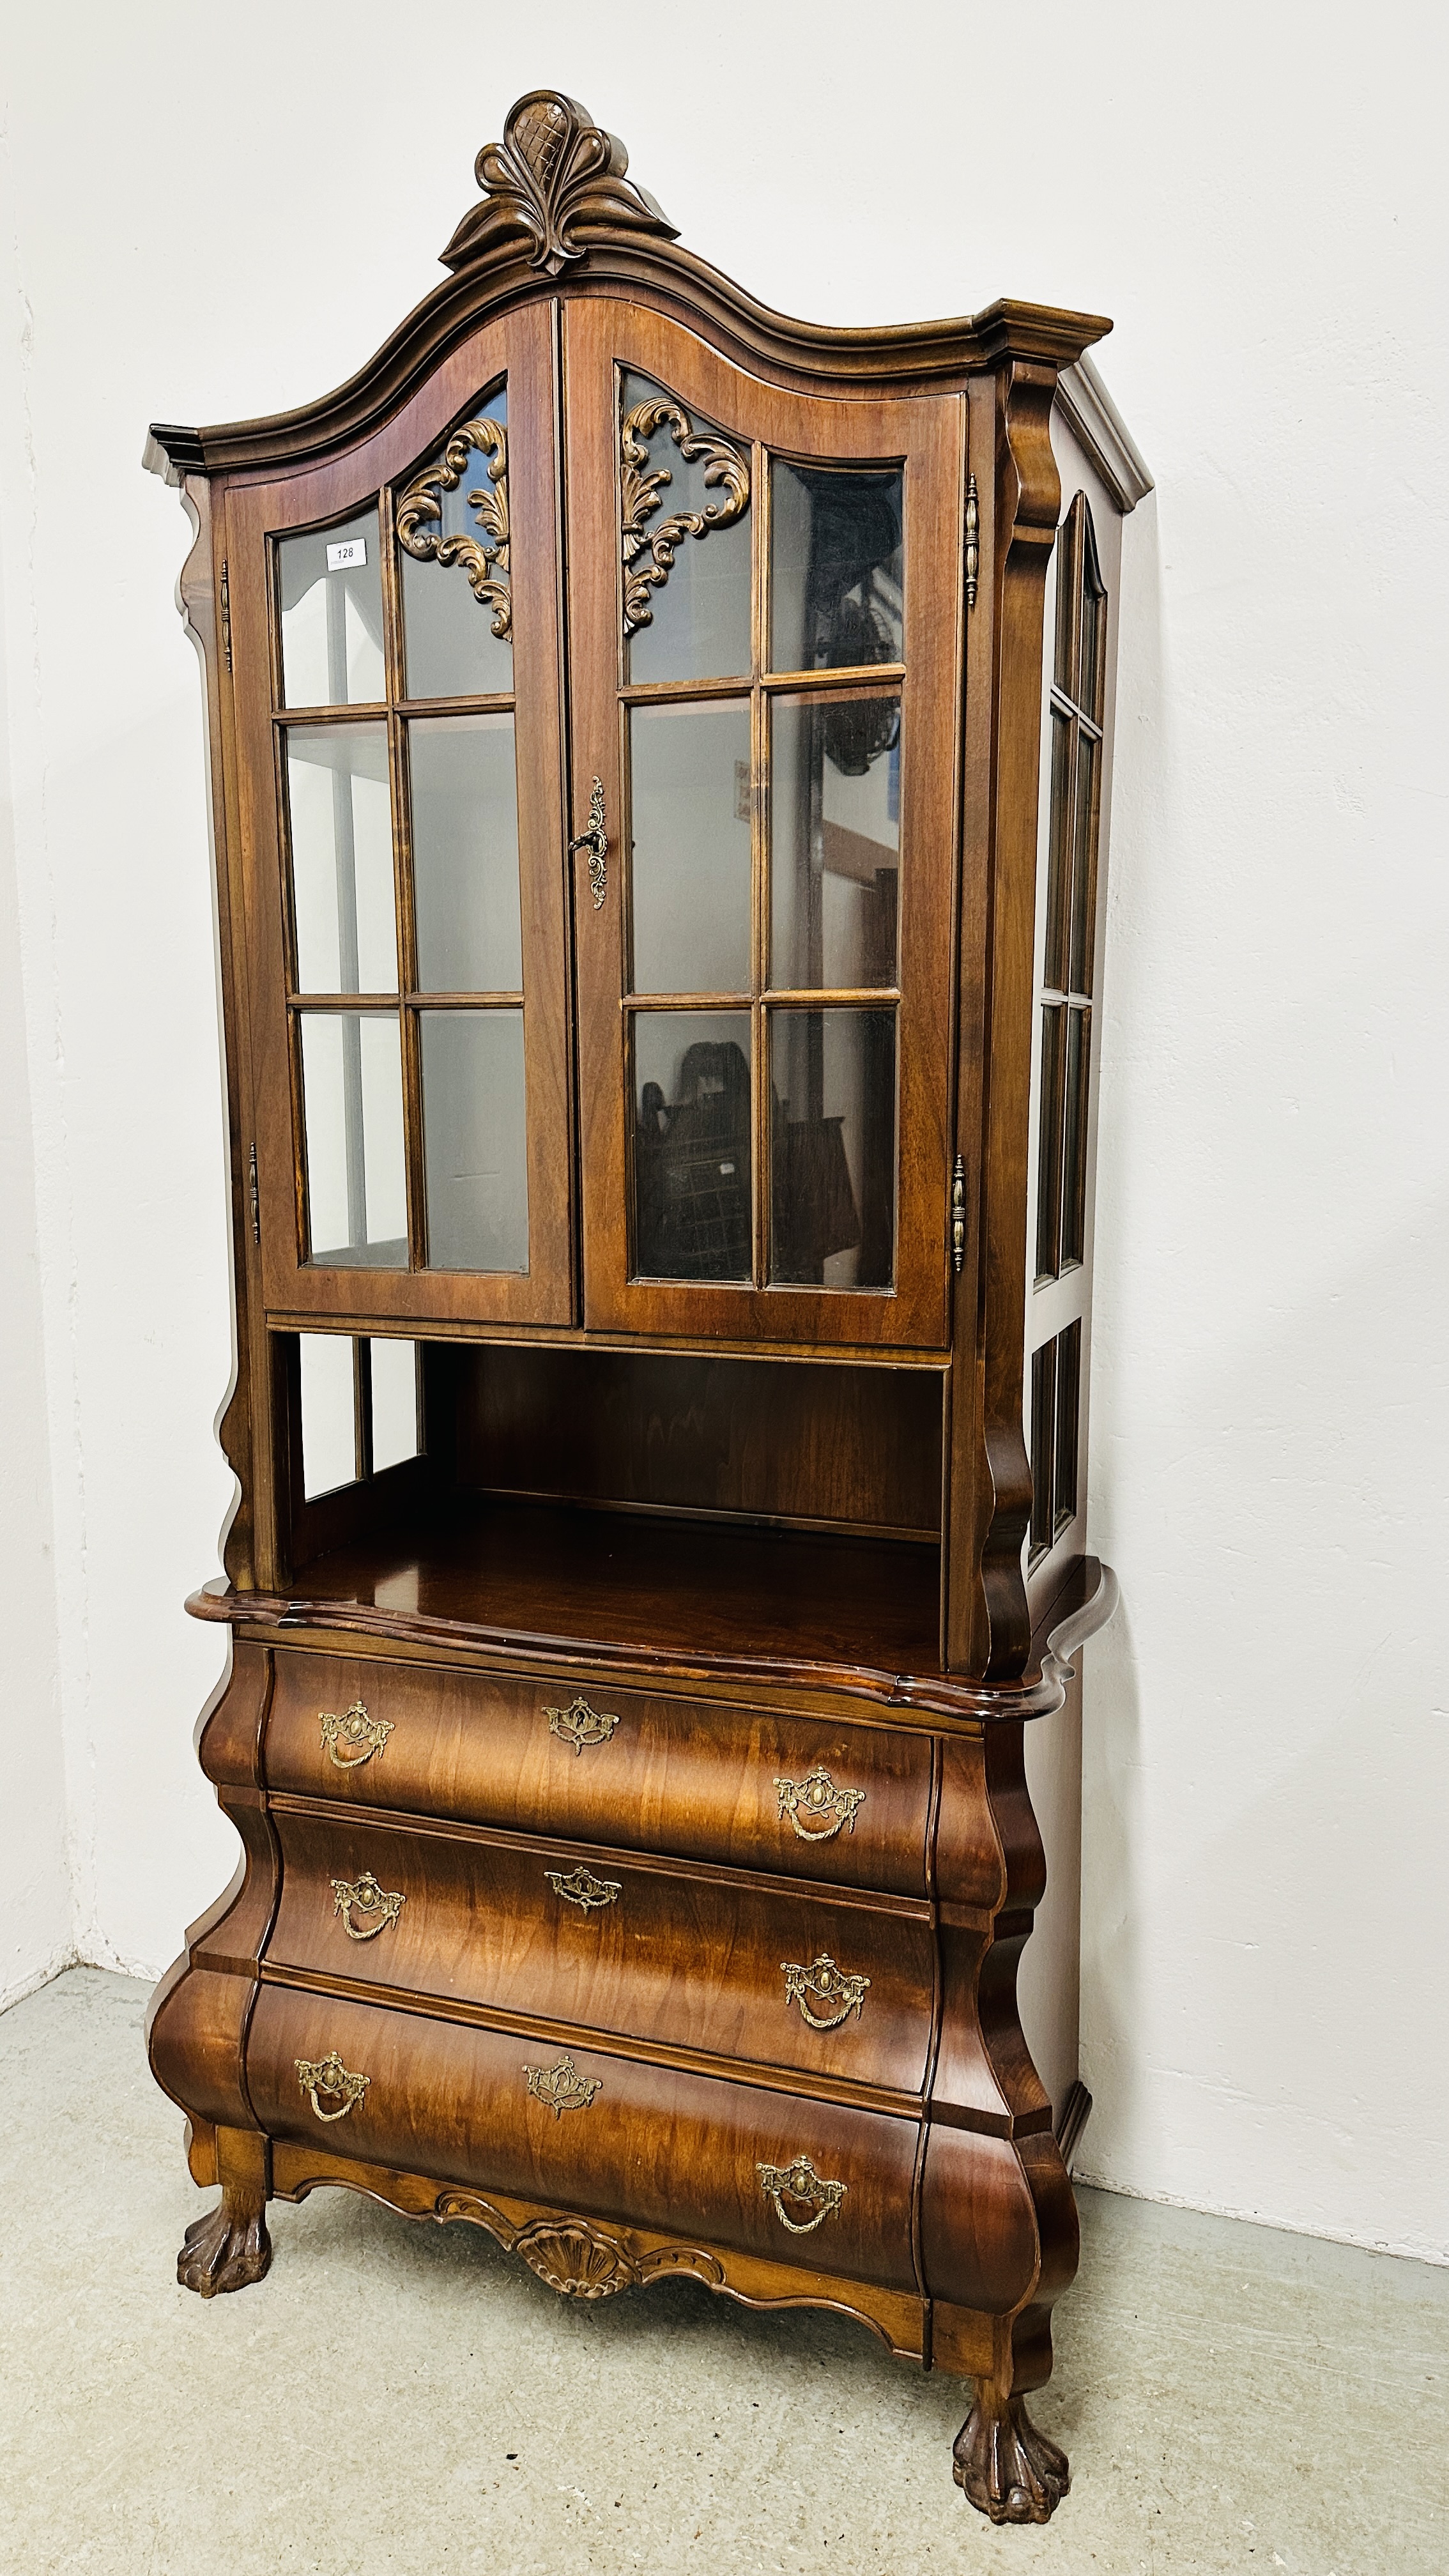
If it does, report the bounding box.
[546,1695,620,1754]
[774,1766,866,1842]
[781,1952,871,2032]
[546,1863,621,1913]
[319,1701,392,1770]
[757,2154,847,2235]
[330,1871,406,1942]
[524,2053,602,2119]
[295,2050,370,2122]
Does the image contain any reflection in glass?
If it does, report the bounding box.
[286,726,396,995]
[1053,514,1074,697]
[769,1009,895,1289]
[1054,1321,1082,1529]
[279,511,385,709]
[369,1338,420,1472]
[629,701,751,995]
[770,464,903,673]
[300,1334,357,1497]
[1043,708,1071,993]
[633,1011,751,1281]
[1034,1002,1064,1283]
[1079,518,1103,719]
[622,374,751,686]
[1069,732,1098,995]
[1061,1008,1090,1268]
[1029,1338,1055,1561]
[409,715,521,992]
[420,1011,528,1272]
[770,693,900,990]
[399,388,512,701]
[300,1013,408,1267]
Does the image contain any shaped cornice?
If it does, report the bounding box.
[144,89,1112,486]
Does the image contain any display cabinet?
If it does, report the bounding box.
[144,89,1149,2525]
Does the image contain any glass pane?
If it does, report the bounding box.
[1029,1338,1055,1563]
[769,1008,895,1289]
[622,373,751,685]
[633,1011,751,1281]
[420,1011,528,1272]
[770,693,900,991]
[286,725,396,995]
[300,1335,357,1497]
[369,1338,420,1473]
[1079,512,1104,720]
[1034,1002,1064,1283]
[1053,512,1074,697]
[409,714,521,993]
[629,701,751,995]
[1054,1321,1081,1531]
[1061,1007,1091,1268]
[300,1013,408,1268]
[399,388,512,700]
[770,463,903,674]
[1043,708,1071,993]
[278,511,385,710]
[1069,731,1098,995]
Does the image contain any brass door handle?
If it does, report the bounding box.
[295,2050,370,2122]
[774,1766,866,1842]
[319,1701,392,1770]
[569,777,608,908]
[546,1695,620,1752]
[781,1952,871,2031]
[756,2154,847,2235]
[330,1871,406,1941]
[546,1863,621,1912]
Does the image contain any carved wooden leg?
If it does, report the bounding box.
[953,2378,1070,2525]
[177,2126,272,2298]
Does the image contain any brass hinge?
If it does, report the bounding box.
[951,1154,966,1273]
[965,475,979,612]
[219,558,233,671]
[249,1141,260,1243]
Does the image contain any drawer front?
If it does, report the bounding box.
[265,1650,931,1894]
[248,1982,919,2291]
[267,1809,933,2094]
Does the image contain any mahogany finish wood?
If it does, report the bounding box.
[144,88,1132,2526]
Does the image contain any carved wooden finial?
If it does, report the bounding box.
[441,89,677,277]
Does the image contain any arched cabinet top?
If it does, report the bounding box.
[144,87,1113,486]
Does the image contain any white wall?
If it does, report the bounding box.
[1,3,1443,2257]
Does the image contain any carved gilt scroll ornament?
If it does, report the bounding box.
[621,396,751,638]
[396,418,511,639]
[442,90,677,278]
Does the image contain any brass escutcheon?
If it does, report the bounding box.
[319,1702,392,1770]
[523,2053,602,2119]
[756,2154,847,2235]
[295,2050,370,2122]
[546,1695,620,1754]
[546,1863,622,1913]
[330,1870,406,1942]
[774,1766,866,1842]
[781,1952,871,2032]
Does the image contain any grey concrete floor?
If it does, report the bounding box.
[1,1971,1443,2575]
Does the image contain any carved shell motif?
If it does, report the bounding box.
[442,90,677,278]
[512,2218,640,2301]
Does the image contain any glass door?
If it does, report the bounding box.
[565,302,961,1349]
[230,303,573,1327]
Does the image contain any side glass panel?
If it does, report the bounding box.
[629,700,752,995]
[299,1011,408,1267]
[622,373,751,684]
[369,1337,421,1471]
[769,1008,895,1288]
[398,388,512,701]
[1033,494,1106,1294]
[633,1011,752,1280]
[408,714,521,993]
[286,725,396,995]
[418,1009,528,1272]
[770,691,900,990]
[770,465,903,673]
[299,1334,358,1496]
[278,511,385,709]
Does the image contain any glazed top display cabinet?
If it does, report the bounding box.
[145,90,1149,2529]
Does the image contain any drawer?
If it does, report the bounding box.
[266,1808,934,2094]
[264,1650,932,1895]
[247,1982,919,2292]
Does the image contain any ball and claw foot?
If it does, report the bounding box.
[177,2196,272,2298]
[953,2386,1070,2525]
